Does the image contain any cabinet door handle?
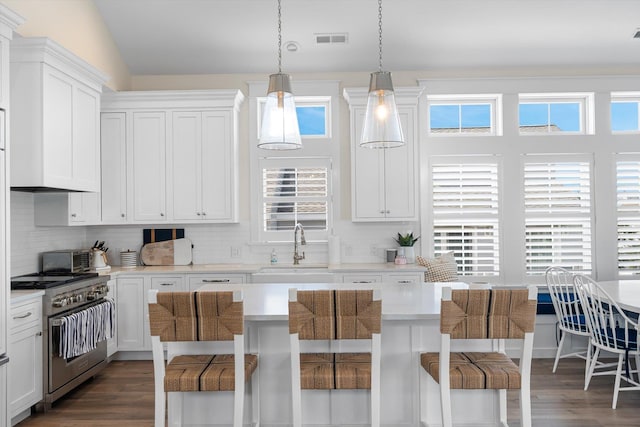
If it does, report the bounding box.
[160,213,165,217]
[13,311,32,319]
[121,213,125,218]
[202,212,206,216]
[386,210,391,214]
[202,279,230,283]
[379,210,385,214]
[36,332,43,337]
[398,280,412,284]
[71,213,77,218]
[197,212,201,216]
[159,283,174,286]
[353,280,373,283]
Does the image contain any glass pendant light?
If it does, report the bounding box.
[258,0,301,150]
[361,0,404,148]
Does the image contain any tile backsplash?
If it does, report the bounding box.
[10,192,420,274]
[10,191,87,275]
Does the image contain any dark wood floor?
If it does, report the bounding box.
[15,358,640,427]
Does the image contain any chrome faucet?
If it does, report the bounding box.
[293,223,306,265]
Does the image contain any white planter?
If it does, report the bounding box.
[398,246,416,264]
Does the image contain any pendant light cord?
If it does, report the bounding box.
[378,0,383,72]
[277,0,282,73]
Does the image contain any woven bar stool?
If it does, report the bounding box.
[288,288,382,427]
[148,290,259,427]
[419,286,537,427]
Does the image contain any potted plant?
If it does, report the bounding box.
[394,232,419,263]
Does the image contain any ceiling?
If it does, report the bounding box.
[93,0,640,76]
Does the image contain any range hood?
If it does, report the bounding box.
[10,37,108,193]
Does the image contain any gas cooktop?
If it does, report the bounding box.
[10,272,99,289]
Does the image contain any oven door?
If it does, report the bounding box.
[48,301,108,394]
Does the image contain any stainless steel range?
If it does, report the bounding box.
[11,272,112,410]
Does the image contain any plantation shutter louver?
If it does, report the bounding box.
[262,164,328,233]
[524,160,592,274]
[432,162,500,276]
[616,159,640,275]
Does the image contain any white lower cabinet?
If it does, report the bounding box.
[116,276,147,351]
[340,273,382,283]
[8,298,42,425]
[116,275,185,353]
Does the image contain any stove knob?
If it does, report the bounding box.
[86,292,97,301]
[52,297,68,308]
[74,294,84,303]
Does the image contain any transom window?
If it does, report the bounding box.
[427,95,502,136]
[518,93,593,135]
[523,157,592,274]
[257,96,331,139]
[431,158,501,276]
[611,92,640,133]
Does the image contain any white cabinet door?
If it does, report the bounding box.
[202,111,234,221]
[380,110,415,220]
[101,112,128,224]
[8,326,42,418]
[116,277,147,351]
[171,111,202,221]
[132,112,167,222]
[73,84,100,190]
[9,299,42,419]
[42,64,74,188]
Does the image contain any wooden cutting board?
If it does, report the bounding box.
[140,238,192,266]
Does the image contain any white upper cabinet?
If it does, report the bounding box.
[343,87,423,222]
[10,37,108,192]
[102,90,243,225]
[100,112,128,224]
[132,111,167,223]
[171,110,237,222]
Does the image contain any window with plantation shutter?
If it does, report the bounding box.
[260,157,330,242]
[523,158,592,274]
[616,157,640,275]
[431,160,500,276]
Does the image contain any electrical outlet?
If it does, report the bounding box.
[230,246,241,258]
[370,245,378,256]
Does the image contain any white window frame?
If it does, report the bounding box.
[426,94,503,136]
[611,92,640,134]
[518,92,594,135]
[248,80,340,245]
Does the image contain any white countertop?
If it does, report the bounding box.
[10,289,45,305]
[105,262,427,276]
[197,281,469,321]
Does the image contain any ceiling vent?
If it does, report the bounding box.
[315,33,348,45]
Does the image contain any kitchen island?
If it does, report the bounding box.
[167,282,513,427]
